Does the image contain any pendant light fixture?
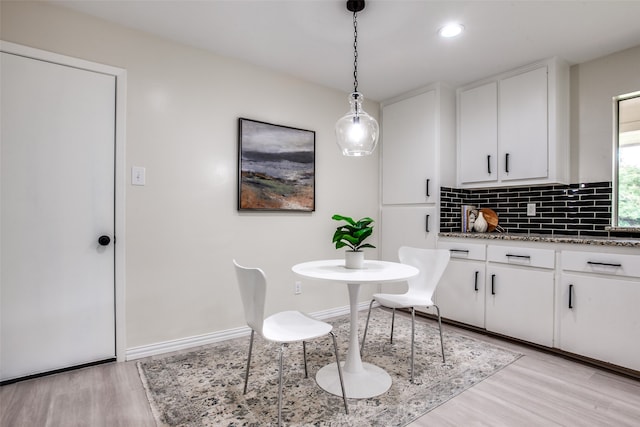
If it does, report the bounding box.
[335,0,379,157]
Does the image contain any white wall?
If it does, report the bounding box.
[1,1,381,349]
[570,45,640,183]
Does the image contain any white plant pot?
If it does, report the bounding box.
[345,250,365,269]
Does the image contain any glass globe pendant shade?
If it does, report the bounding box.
[335,92,379,156]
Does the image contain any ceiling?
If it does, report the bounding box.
[51,0,640,102]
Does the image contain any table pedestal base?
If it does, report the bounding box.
[316,361,392,399]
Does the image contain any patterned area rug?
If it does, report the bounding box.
[138,308,521,426]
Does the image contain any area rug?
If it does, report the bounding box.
[137,308,521,426]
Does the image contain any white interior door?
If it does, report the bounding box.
[1,52,116,382]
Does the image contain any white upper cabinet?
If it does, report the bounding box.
[499,66,548,182]
[381,84,455,204]
[457,58,569,188]
[458,82,498,185]
[382,90,436,204]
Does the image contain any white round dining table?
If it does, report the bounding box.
[291,259,418,399]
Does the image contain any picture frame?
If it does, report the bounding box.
[238,118,315,211]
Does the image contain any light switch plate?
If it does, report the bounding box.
[527,203,536,216]
[132,166,146,186]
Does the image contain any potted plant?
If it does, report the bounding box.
[331,214,376,269]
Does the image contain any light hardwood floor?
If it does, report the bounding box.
[2,317,639,427]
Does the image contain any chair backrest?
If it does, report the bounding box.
[233,260,266,335]
[398,247,450,299]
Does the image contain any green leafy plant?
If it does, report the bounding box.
[331,214,376,252]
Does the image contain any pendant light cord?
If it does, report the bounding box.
[352,10,359,93]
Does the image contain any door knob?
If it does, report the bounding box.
[98,235,111,246]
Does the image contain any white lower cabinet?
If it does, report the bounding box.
[435,240,640,372]
[486,264,554,347]
[380,206,437,295]
[559,251,640,371]
[380,206,437,262]
[436,242,486,328]
[485,245,555,347]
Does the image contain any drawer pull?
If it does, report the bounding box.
[506,254,531,260]
[474,271,479,292]
[426,178,430,197]
[449,249,469,254]
[491,274,496,295]
[587,261,622,268]
[568,284,574,309]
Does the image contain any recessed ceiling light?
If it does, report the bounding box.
[439,23,464,38]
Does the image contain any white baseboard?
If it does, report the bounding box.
[126,301,378,361]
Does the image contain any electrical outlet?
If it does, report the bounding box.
[294,281,302,295]
[527,203,536,216]
[131,166,146,186]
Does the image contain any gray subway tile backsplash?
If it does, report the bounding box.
[439,181,637,239]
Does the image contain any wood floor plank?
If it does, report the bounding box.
[588,370,640,403]
[483,364,624,425]
[0,377,52,427]
[416,379,562,427]
[0,362,155,427]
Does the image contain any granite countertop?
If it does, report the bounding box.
[439,232,640,248]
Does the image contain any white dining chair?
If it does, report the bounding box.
[360,247,450,383]
[233,260,348,426]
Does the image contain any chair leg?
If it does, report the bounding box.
[278,343,285,427]
[243,329,255,395]
[434,304,446,363]
[330,332,349,415]
[390,308,396,343]
[302,341,308,378]
[360,299,375,356]
[410,307,415,383]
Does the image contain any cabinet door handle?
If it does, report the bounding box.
[568,284,574,309]
[587,261,622,268]
[426,178,430,197]
[425,214,430,232]
[506,253,531,260]
[491,274,496,295]
[474,271,479,292]
[505,153,510,173]
[487,155,491,175]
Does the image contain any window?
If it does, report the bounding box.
[614,92,640,227]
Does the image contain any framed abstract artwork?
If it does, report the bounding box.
[238,118,315,211]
